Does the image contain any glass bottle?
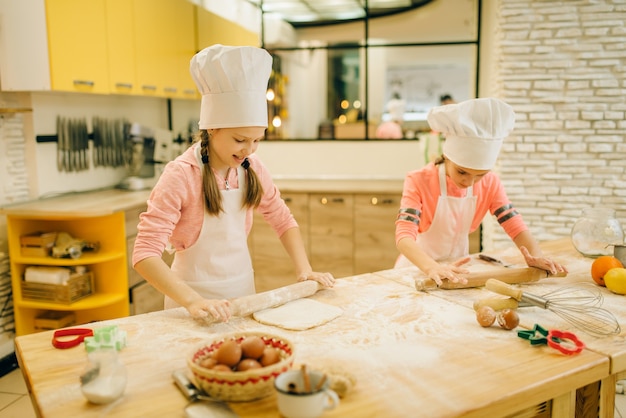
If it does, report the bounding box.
[571,208,624,258]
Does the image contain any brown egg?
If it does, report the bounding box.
[236,358,263,371]
[497,309,520,330]
[215,340,242,367]
[199,356,217,369]
[259,347,281,367]
[240,336,266,360]
[475,306,496,327]
[212,364,233,373]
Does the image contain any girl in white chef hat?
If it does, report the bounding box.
[395,97,567,285]
[132,45,334,321]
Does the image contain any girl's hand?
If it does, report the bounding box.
[426,256,471,286]
[187,298,232,322]
[520,246,568,275]
[298,271,335,288]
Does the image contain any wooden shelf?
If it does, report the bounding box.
[6,211,130,335]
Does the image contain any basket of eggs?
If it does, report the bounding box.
[187,331,295,402]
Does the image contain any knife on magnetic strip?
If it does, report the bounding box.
[414,266,567,291]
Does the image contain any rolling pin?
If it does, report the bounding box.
[203,280,321,324]
[414,266,567,291]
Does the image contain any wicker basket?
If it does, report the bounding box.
[187,331,295,402]
[21,272,94,304]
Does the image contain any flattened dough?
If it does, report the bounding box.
[253,298,343,330]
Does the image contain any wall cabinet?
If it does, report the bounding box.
[45,0,110,94]
[133,0,197,98]
[5,212,129,336]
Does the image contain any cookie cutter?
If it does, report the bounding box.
[517,324,585,355]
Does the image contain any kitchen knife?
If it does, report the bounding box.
[414,266,567,291]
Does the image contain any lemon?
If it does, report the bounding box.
[603,267,626,295]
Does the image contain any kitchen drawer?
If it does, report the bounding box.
[130,281,164,316]
[124,205,146,237]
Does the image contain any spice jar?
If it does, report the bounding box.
[571,208,624,258]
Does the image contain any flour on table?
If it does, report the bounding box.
[252,298,343,330]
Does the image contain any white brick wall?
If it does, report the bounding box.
[488,0,626,250]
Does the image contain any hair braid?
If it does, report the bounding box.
[241,158,263,209]
[198,130,222,215]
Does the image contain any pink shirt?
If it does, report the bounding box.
[132,145,297,266]
[395,162,528,245]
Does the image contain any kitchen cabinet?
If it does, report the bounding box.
[0,0,197,97]
[45,0,110,94]
[106,0,139,95]
[124,204,166,315]
[250,188,482,290]
[196,6,260,48]
[309,193,355,279]
[353,193,400,274]
[133,0,197,98]
[250,194,309,293]
[5,212,129,336]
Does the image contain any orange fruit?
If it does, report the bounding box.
[591,255,624,286]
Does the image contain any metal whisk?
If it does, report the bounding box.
[485,279,621,337]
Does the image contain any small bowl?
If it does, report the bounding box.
[187,331,295,402]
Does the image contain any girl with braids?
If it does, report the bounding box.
[133,45,334,322]
[394,98,567,286]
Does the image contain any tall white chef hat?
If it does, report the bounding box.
[428,97,515,170]
[190,44,272,129]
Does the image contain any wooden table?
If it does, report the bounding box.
[375,238,623,418]
[15,250,612,417]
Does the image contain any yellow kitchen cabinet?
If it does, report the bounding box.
[354,193,400,274]
[133,0,196,98]
[196,6,260,49]
[309,193,354,279]
[251,194,309,292]
[5,212,129,336]
[45,0,110,94]
[106,0,138,95]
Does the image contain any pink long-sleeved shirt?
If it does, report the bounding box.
[132,144,297,266]
[395,162,528,245]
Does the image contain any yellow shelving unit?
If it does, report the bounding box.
[5,211,129,335]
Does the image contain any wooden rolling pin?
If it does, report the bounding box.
[414,266,566,291]
[203,280,321,324]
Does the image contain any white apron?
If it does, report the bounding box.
[395,164,477,267]
[165,149,255,309]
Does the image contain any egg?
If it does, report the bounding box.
[475,305,496,327]
[240,336,266,360]
[236,358,262,371]
[497,308,520,330]
[259,347,281,367]
[199,356,217,369]
[215,340,242,367]
[212,364,233,373]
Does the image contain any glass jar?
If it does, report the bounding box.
[571,208,624,258]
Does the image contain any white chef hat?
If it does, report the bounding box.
[428,97,515,170]
[190,44,272,129]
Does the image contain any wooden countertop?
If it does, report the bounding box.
[15,247,612,418]
[0,179,403,218]
[0,189,151,218]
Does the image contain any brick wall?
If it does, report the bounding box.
[486,0,626,251]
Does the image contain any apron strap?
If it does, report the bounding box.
[438,163,473,198]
